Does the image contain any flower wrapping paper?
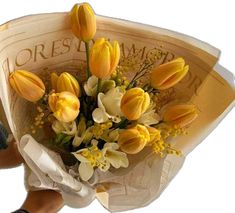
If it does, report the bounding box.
[0,12,234,212]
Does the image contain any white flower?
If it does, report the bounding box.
[73,140,129,181]
[73,152,94,181]
[92,87,124,123]
[138,101,160,126]
[52,120,77,135]
[102,143,129,169]
[73,140,109,181]
[84,75,98,96]
[84,75,116,96]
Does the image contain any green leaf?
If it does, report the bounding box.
[61,135,73,145]
[55,133,66,144]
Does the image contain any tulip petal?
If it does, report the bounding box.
[51,72,58,91]
[16,70,45,89]
[150,57,188,90]
[90,38,120,78]
[55,72,80,97]
[70,3,96,42]
[49,92,80,123]
[9,71,45,102]
[71,4,81,38]
[110,40,120,73]
[163,104,198,127]
[78,4,96,42]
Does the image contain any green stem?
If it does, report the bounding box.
[97,78,102,94]
[85,41,91,79]
[127,62,153,89]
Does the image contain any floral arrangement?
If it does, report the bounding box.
[8,3,198,182]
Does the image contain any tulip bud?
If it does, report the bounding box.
[121,87,150,120]
[90,38,120,78]
[146,126,161,144]
[70,3,96,42]
[118,124,150,154]
[150,58,189,90]
[48,91,80,123]
[50,72,81,97]
[163,104,198,128]
[9,70,45,102]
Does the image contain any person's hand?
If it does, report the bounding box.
[0,137,24,169]
[20,190,64,213]
[0,121,64,213]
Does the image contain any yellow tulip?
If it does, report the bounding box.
[70,3,96,42]
[150,58,189,90]
[163,104,198,128]
[48,91,80,123]
[146,126,161,144]
[121,87,150,120]
[50,72,81,97]
[89,38,120,78]
[9,70,45,102]
[118,124,150,154]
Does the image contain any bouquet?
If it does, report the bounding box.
[8,3,197,181]
[0,2,234,212]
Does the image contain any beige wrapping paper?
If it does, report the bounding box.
[0,12,234,212]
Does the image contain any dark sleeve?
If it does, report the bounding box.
[0,121,9,149]
[11,209,30,213]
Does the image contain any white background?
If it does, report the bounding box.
[0,0,234,212]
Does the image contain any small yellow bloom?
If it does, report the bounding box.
[118,124,150,154]
[70,3,96,42]
[48,91,80,123]
[163,104,198,128]
[146,126,161,144]
[150,58,189,90]
[51,72,81,97]
[121,87,150,120]
[9,70,45,102]
[89,38,120,78]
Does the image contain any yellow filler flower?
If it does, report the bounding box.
[9,70,45,102]
[70,3,96,42]
[150,57,189,90]
[51,72,81,97]
[163,104,198,128]
[118,124,150,154]
[121,87,150,120]
[49,91,80,123]
[89,38,120,78]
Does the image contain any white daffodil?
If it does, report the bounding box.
[84,75,116,96]
[52,120,77,135]
[138,101,160,126]
[92,87,124,123]
[102,143,129,169]
[73,140,109,181]
[73,150,94,181]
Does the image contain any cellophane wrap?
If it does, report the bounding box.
[0,12,234,212]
